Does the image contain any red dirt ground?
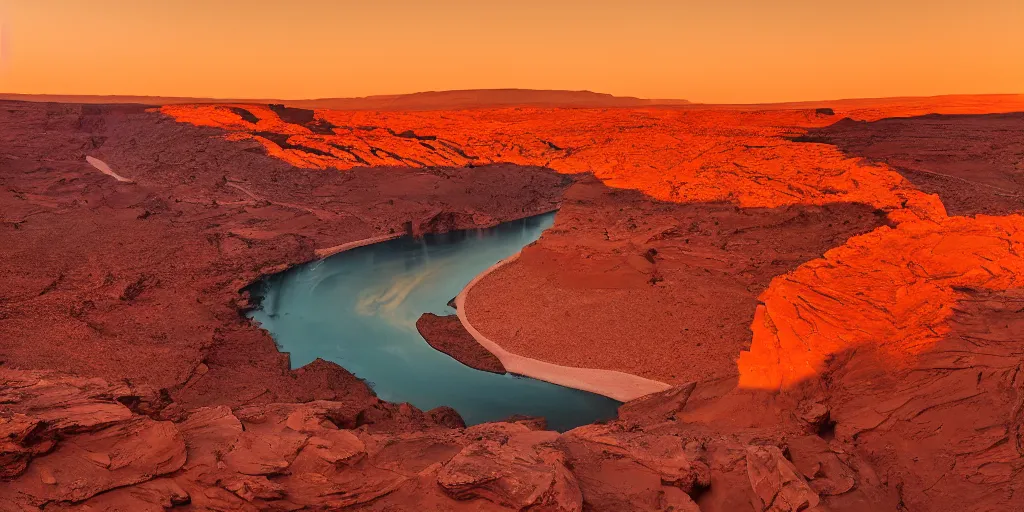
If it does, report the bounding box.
[2,94,1023,510]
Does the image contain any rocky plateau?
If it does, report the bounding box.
[2,95,1024,510]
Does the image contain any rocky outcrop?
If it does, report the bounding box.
[437,424,582,511]
[502,414,548,430]
[738,214,1024,390]
[416,313,507,374]
[0,368,473,510]
[744,445,819,511]
[618,382,697,424]
[158,99,1021,214]
[1,365,902,511]
[0,369,186,509]
[799,112,1024,215]
[559,424,707,511]
[5,98,1024,510]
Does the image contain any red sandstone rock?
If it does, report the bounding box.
[3,97,1024,511]
[744,445,820,511]
[0,369,187,509]
[738,214,1024,390]
[416,313,507,374]
[559,423,708,511]
[618,382,697,424]
[437,425,582,511]
[800,113,1024,215]
[428,406,468,429]
[502,414,549,431]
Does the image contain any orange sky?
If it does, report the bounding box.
[0,0,1021,103]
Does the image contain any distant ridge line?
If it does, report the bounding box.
[1,90,1021,112]
[0,89,691,111]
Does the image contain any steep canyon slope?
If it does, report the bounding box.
[1,95,1023,510]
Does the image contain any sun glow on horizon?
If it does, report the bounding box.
[0,0,1022,103]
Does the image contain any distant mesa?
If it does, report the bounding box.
[0,89,691,110]
[299,89,693,110]
[7,90,1024,114]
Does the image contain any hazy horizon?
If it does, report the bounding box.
[1,0,1022,103]
[3,88,1024,107]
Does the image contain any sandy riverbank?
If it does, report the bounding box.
[456,252,672,402]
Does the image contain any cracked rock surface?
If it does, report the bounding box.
[3,97,1024,510]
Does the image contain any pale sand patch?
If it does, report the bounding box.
[458,253,672,402]
[314,234,403,258]
[355,262,444,332]
[86,156,133,183]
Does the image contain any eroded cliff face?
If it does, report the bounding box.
[2,98,1024,510]
[2,366,900,511]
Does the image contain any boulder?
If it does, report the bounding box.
[0,416,186,507]
[438,430,582,511]
[558,423,707,511]
[428,406,467,429]
[744,445,820,512]
[618,382,697,424]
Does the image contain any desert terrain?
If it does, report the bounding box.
[1,92,1023,510]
